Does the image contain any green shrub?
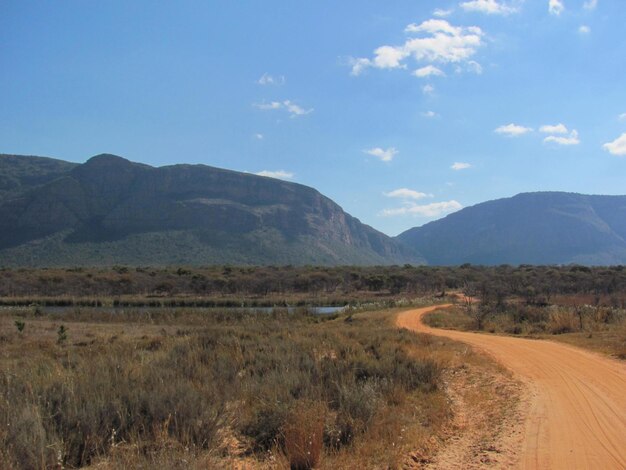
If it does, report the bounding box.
[14,320,25,333]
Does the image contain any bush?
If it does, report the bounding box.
[0,306,446,468]
[548,309,577,335]
[241,400,290,451]
[282,400,326,470]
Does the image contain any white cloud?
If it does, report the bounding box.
[384,188,433,200]
[549,0,564,15]
[466,60,483,74]
[374,45,409,69]
[350,19,484,77]
[254,100,313,118]
[254,133,264,140]
[460,0,519,15]
[451,162,472,170]
[539,124,580,145]
[255,101,282,110]
[618,113,626,121]
[413,65,446,78]
[603,133,626,156]
[495,123,533,136]
[349,58,372,76]
[583,0,597,10]
[381,200,463,217]
[578,25,591,34]
[283,100,313,117]
[257,73,285,85]
[256,170,294,180]
[364,147,398,162]
[539,123,568,134]
[433,8,454,17]
[544,130,580,145]
[422,110,438,118]
[422,84,435,95]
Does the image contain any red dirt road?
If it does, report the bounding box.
[397,305,626,469]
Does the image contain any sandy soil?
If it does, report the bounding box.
[397,305,626,470]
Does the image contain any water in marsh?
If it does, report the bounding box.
[1,305,346,315]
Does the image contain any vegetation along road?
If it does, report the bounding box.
[397,305,626,470]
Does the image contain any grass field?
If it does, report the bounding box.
[0,302,511,469]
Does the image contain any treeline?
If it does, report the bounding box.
[1,264,626,300]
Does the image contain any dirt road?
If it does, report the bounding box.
[397,305,626,469]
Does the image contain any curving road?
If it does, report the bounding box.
[397,305,626,469]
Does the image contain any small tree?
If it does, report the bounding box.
[462,282,478,314]
[462,282,490,330]
[14,320,25,334]
[57,325,68,344]
[473,304,491,331]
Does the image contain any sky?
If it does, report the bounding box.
[1,1,625,236]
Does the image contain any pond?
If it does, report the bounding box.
[2,305,347,315]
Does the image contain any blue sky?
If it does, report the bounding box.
[1,1,625,236]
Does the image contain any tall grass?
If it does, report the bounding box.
[0,307,446,468]
[424,300,626,360]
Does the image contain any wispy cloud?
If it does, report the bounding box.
[451,162,472,170]
[465,60,483,74]
[460,0,519,15]
[603,133,626,156]
[254,133,264,140]
[350,19,484,78]
[549,0,564,16]
[433,8,454,17]
[253,100,313,118]
[283,100,313,117]
[544,130,580,145]
[413,65,446,78]
[422,84,435,95]
[618,113,626,121]
[255,101,282,110]
[422,110,439,118]
[495,123,533,137]
[384,188,433,200]
[583,0,598,10]
[256,170,294,180]
[539,123,568,134]
[364,147,398,162]
[381,200,463,217]
[578,25,591,34]
[257,73,285,85]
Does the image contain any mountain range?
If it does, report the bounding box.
[0,153,421,266]
[1,153,626,267]
[397,192,626,266]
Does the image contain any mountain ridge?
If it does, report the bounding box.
[0,153,423,267]
[396,191,626,266]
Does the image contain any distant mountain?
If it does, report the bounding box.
[0,153,423,267]
[0,154,77,203]
[396,192,626,266]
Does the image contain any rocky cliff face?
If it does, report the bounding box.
[396,192,626,266]
[0,154,423,266]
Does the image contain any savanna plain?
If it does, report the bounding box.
[1,265,625,469]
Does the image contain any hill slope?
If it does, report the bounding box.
[0,154,423,267]
[0,154,78,203]
[397,192,626,266]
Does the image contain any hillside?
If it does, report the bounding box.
[397,192,626,266]
[0,154,78,202]
[0,154,423,267]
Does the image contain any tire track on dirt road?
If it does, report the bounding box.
[397,305,626,469]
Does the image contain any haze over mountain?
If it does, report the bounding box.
[397,192,626,266]
[0,154,423,267]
